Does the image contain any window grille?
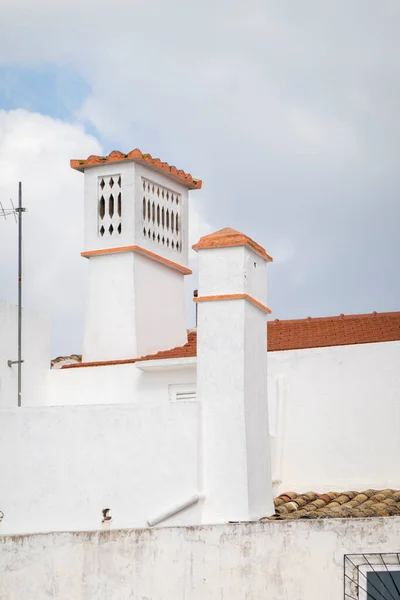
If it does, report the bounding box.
[344,553,400,600]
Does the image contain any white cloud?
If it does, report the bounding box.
[0,109,211,353]
[0,110,102,353]
[0,0,399,340]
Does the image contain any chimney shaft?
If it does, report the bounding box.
[71,151,201,361]
[193,228,274,522]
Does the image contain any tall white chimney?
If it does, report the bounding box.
[193,228,275,523]
[71,150,202,362]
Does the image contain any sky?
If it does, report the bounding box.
[0,0,399,356]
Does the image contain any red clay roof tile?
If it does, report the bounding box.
[70,149,202,190]
[60,311,400,369]
[263,489,400,519]
[268,311,400,351]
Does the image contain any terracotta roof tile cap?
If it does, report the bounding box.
[70,148,202,190]
[192,227,273,261]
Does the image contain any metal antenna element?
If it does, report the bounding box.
[1,182,26,407]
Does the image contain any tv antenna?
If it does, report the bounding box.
[1,182,26,407]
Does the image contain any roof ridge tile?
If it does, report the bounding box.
[71,149,202,190]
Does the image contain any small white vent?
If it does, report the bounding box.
[168,384,196,402]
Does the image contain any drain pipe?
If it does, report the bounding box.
[194,289,198,326]
[147,494,204,527]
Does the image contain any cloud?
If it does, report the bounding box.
[0,110,102,353]
[0,109,211,353]
[0,0,399,346]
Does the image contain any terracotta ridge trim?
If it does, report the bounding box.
[193,240,273,262]
[194,293,271,314]
[70,149,202,190]
[81,245,192,275]
[62,358,138,369]
[269,311,400,325]
[192,227,273,262]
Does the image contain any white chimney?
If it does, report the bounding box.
[71,150,202,362]
[193,228,275,523]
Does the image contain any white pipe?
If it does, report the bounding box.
[275,375,286,483]
[147,494,203,527]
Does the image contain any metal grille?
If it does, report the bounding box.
[345,553,400,600]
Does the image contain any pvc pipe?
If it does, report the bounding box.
[147,494,203,527]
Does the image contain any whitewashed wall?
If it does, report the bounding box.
[48,362,196,406]
[0,402,200,535]
[2,326,400,535]
[1,516,399,600]
[268,340,400,494]
[0,301,50,408]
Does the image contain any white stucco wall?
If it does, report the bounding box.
[267,340,400,494]
[0,301,50,408]
[0,402,199,535]
[48,339,400,509]
[47,362,196,406]
[1,517,399,600]
[82,251,188,361]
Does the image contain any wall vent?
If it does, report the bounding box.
[168,384,196,402]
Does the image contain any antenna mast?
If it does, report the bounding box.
[1,182,26,407]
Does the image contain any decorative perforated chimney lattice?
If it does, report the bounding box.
[98,175,122,237]
[141,178,182,252]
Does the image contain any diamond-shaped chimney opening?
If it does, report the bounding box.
[100,179,105,190]
[117,223,122,234]
[109,195,114,218]
[139,177,182,252]
[117,176,121,187]
[99,197,105,220]
[109,177,114,188]
[109,224,114,235]
[100,226,105,237]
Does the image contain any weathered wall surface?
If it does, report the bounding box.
[1,517,399,600]
[267,340,400,494]
[0,301,50,408]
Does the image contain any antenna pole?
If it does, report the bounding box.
[17,182,23,407]
[3,183,26,405]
